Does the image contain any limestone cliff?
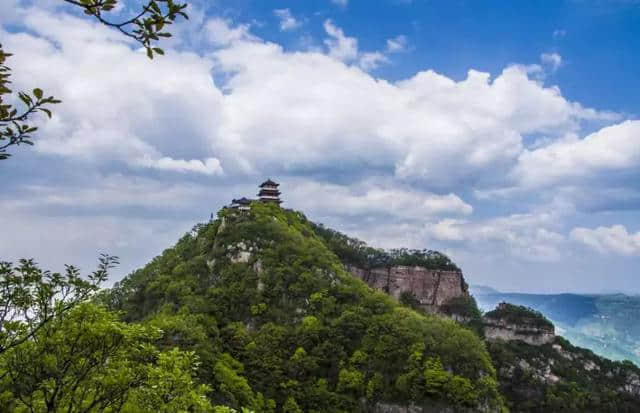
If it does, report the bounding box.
[483,302,555,346]
[484,319,555,346]
[346,265,469,313]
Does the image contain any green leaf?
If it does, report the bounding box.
[33,88,43,99]
[152,48,164,55]
[39,108,52,118]
[18,92,31,106]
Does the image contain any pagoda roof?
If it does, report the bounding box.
[258,188,281,194]
[259,178,279,187]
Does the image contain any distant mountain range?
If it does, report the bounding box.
[471,285,640,365]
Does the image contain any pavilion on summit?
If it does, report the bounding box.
[229,179,282,210]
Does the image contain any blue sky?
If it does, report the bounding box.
[1,0,640,293]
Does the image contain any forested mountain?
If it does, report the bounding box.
[104,203,505,412]
[5,201,640,412]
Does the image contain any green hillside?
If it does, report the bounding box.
[105,203,505,412]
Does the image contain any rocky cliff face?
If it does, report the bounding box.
[484,319,555,346]
[483,302,555,346]
[347,265,468,313]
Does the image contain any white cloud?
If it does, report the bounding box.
[3,8,226,174]
[427,213,566,262]
[136,156,223,175]
[322,20,393,71]
[514,120,640,187]
[358,52,389,71]
[5,7,640,285]
[18,175,211,209]
[5,10,619,190]
[287,180,472,220]
[214,36,613,186]
[323,19,359,62]
[273,8,301,31]
[571,225,640,256]
[206,17,256,46]
[541,52,562,71]
[386,35,407,53]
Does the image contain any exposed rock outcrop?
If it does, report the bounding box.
[347,265,468,313]
[484,319,555,345]
[483,302,555,345]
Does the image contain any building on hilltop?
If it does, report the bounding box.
[228,179,282,210]
[230,197,252,211]
[258,179,282,204]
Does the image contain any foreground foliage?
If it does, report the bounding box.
[0,255,116,355]
[0,44,61,160]
[0,302,213,412]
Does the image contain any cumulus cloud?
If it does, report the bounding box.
[7,11,616,187]
[16,175,211,210]
[571,225,640,256]
[136,156,223,175]
[273,8,301,31]
[323,19,359,62]
[514,120,640,187]
[322,20,396,70]
[427,213,566,262]
[2,8,226,175]
[3,6,640,290]
[287,180,472,220]
[541,52,562,71]
[206,17,256,46]
[213,34,613,187]
[358,52,389,71]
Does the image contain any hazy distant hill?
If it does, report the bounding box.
[471,286,640,365]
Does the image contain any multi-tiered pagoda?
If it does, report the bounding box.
[258,179,282,204]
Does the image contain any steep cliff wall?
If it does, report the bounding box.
[347,265,468,312]
[483,302,555,346]
[484,319,555,345]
